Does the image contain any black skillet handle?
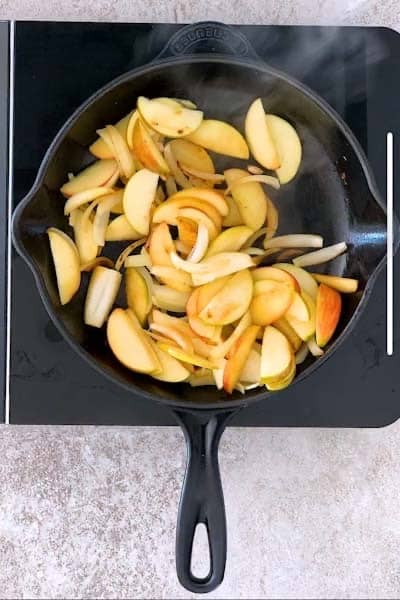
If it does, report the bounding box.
[172,407,241,593]
[155,21,260,62]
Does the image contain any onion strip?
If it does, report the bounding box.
[307,337,324,357]
[295,344,309,365]
[164,143,191,189]
[180,165,225,182]
[115,238,147,271]
[187,223,209,263]
[264,234,323,250]
[225,174,280,195]
[293,242,347,268]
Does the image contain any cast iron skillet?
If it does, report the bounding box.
[12,22,389,593]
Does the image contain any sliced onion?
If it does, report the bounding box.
[307,337,324,357]
[246,227,268,248]
[224,174,280,195]
[80,256,114,272]
[124,254,151,268]
[164,143,191,189]
[104,125,135,179]
[242,247,265,256]
[156,185,166,203]
[247,165,264,175]
[64,187,112,215]
[187,223,209,263]
[115,238,147,271]
[140,246,152,266]
[84,266,121,328]
[180,165,225,182]
[93,194,121,246]
[264,234,323,250]
[236,382,260,393]
[150,323,192,353]
[293,242,347,268]
[265,196,279,240]
[209,312,252,360]
[212,359,227,390]
[276,249,304,261]
[68,208,80,228]
[295,343,309,365]
[67,172,74,181]
[251,248,282,265]
[191,253,254,286]
[152,284,190,313]
[165,176,178,197]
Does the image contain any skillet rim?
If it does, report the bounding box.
[11,54,391,412]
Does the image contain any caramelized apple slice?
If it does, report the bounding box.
[250,280,293,326]
[125,267,151,326]
[311,273,358,293]
[148,222,175,267]
[150,342,190,382]
[224,168,267,231]
[47,228,81,305]
[252,266,299,292]
[60,159,118,197]
[90,111,134,158]
[105,215,143,242]
[137,96,203,137]
[206,226,253,257]
[131,118,169,176]
[223,325,260,393]
[185,119,249,159]
[315,284,342,347]
[199,269,253,325]
[169,139,215,174]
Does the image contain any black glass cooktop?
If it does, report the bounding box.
[5,22,400,425]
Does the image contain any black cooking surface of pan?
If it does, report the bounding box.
[11,22,396,593]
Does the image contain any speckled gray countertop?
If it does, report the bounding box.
[0,1,400,599]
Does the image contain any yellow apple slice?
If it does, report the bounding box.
[151,265,192,293]
[126,111,139,150]
[265,357,296,391]
[123,168,159,236]
[177,217,198,248]
[240,348,261,383]
[47,228,81,305]
[152,285,191,313]
[151,309,193,341]
[105,215,143,242]
[274,263,318,300]
[107,308,161,373]
[250,280,293,326]
[199,269,253,325]
[265,114,302,184]
[185,119,249,159]
[195,276,231,313]
[315,283,342,347]
[224,168,267,231]
[285,291,310,322]
[60,159,118,196]
[310,273,359,293]
[223,325,260,393]
[90,111,134,158]
[285,291,316,341]
[72,209,98,264]
[252,266,299,292]
[169,139,215,173]
[137,96,203,137]
[261,325,293,384]
[104,125,135,179]
[167,188,228,217]
[131,118,169,176]
[178,208,220,242]
[148,222,175,267]
[222,195,244,227]
[157,342,216,370]
[84,266,122,328]
[273,317,302,352]
[245,98,280,170]
[152,196,222,229]
[150,342,190,382]
[206,226,253,257]
[125,267,151,326]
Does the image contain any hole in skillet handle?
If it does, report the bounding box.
[173,406,243,594]
[154,21,261,62]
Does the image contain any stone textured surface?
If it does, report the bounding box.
[0,1,399,598]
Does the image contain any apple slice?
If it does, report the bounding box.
[285,291,310,322]
[148,222,175,267]
[126,111,139,150]
[151,265,192,293]
[250,280,293,326]
[152,196,222,229]
[168,188,228,217]
[252,266,299,292]
[196,276,231,313]
[105,215,143,242]
[273,317,302,352]
[47,228,81,305]
[261,325,293,384]
[157,342,216,370]
[60,159,118,196]
[265,114,302,184]
[152,285,191,313]
[137,96,203,137]
[150,342,190,382]
[126,267,151,326]
[131,118,169,176]
[107,308,161,373]
[209,311,252,360]
[315,284,342,347]
[186,289,221,342]
[169,139,215,174]
[84,266,122,328]
[199,269,253,325]
[123,168,159,236]
[178,208,220,242]
[177,217,198,248]
[223,325,260,393]
[285,291,316,341]
[104,125,135,179]
[72,209,98,264]
[224,168,267,231]
[245,98,280,170]
[90,111,134,159]
[240,348,261,383]
[265,357,296,391]
[222,195,244,227]
[274,263,318,300]
[206,226,253,257]
[311,273,358,293]
[185,119,249,159]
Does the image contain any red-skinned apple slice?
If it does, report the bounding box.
[311,273,358,293]
[315,283,342,347]
[131,118,169,176]
[223,325,260,393]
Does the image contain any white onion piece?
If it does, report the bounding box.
[264,234,323,250]
[115,238,147,271]
[68,209,80,228]
[187,223,209,263]
[80,256,114,272]
[242,247,265,256]
[84,266,121,328]
[191,254,254,286]
[93,194,121,246]
[152,284,190,313]
[165,176,178,197]
[293,242,347,268]
[246,227,268,248]
[225,174,280,195]
[124,254,151,268]
[164,143,191,189]
[209,312,252,360]
[181,165,225,182]
[247,165,264,175]
[189,372,215,387]
[64,187,112,215]
[237,382,261,392]
[295,343,309,365]
[307,337,324,357]
[213,359,227,390]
